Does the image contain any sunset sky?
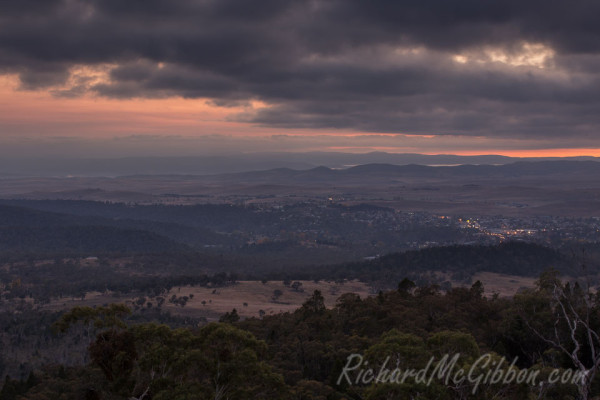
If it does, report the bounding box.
[1,0,599,158]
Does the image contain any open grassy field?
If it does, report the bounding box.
[37,273,539,322]
[466,272,537,297]
[41,280,374,321]
[162,280,373,319]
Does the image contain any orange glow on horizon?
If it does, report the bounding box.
[328,146,600,158]
[1,74,599,159]
[440,148,600,158]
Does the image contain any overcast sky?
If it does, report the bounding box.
[1,0,599,157]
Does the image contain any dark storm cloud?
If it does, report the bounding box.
[1,0,600,138]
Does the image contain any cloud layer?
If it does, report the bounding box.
[1,0,600,141]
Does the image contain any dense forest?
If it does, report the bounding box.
[1,271,599,399]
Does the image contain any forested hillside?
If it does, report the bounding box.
[1,273,597,399]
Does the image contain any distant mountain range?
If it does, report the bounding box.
[199,160,600,184]
[1,152,599,177]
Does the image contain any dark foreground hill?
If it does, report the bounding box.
[0,205,192,258]
[306,242,571,285]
